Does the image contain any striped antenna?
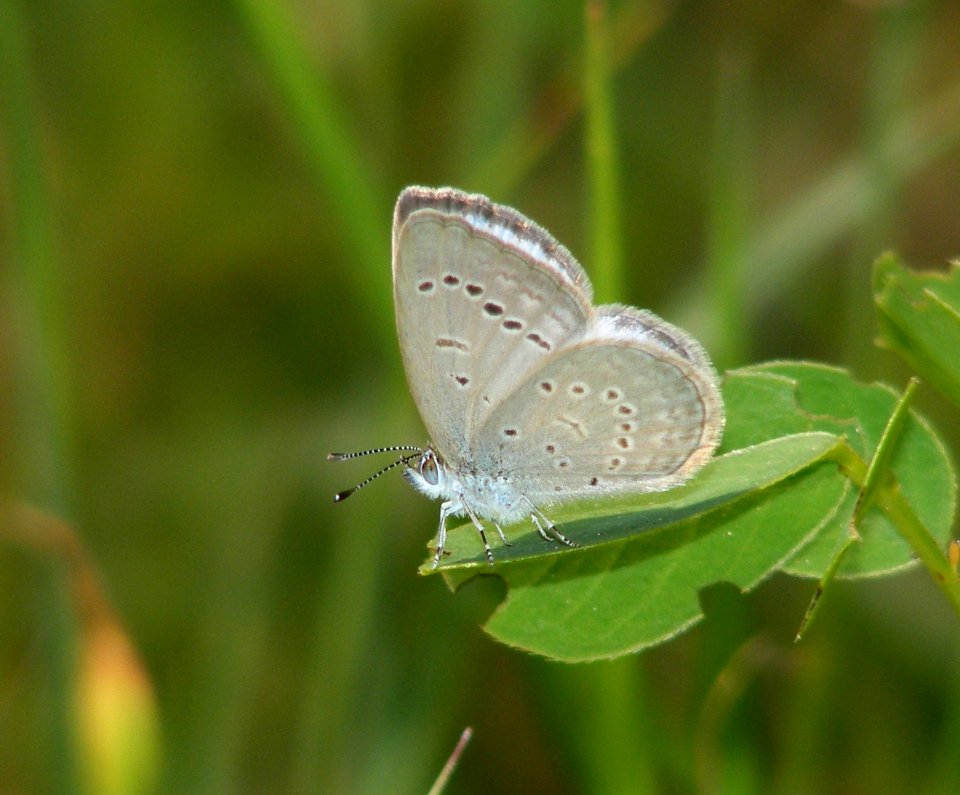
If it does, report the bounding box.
[328,446,422,502]
[327,445,422,461]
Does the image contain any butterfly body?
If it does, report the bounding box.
[404,447,529,524]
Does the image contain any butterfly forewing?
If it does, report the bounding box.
[393,189,592,463]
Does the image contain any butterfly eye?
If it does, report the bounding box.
[421,451,440,485]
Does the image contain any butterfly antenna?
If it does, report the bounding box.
[327,445,422,462]
[329,449,422,502]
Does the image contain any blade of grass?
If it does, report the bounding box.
[229,3,415,789]
[585,0,623,303]
[542,658,657,794]
[703,48,753,369]
[758,79,960,310]
[465,0,668,198]
[1,0,80,790]
[694,638,784,794]
[842,1,924,369]
[673,77,960,330]
[292,400,418,792]
[231,0,395,358]
[0,0,74,509]
[566,4,655,791]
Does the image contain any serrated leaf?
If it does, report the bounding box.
[873,253,960,406]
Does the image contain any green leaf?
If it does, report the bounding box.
[473,463,844,661]
[424,432,843,574]
[730,362,955,579]
[873,253,960,407]
[420,363,955,661]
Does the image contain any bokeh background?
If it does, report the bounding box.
[3,0,960,792]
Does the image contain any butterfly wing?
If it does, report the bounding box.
[472,305,724,504]
[393,187,593,462]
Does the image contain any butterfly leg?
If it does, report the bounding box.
[459,497,496,564]
[492,522,512,548]
[527,501,579,549]
[530,512,554,542]
[431,500,455,568]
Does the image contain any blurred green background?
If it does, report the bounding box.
[2,0,960,792]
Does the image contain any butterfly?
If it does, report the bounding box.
[331,187,724,567]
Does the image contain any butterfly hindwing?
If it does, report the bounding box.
[474,306,724,504]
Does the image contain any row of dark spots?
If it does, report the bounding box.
[543,422,631,455]
[441,273,485,297]
[416,276,485,297]
[418,279,551,350]
[542,442,599,486]
[502,428,629,447]
[482,302,552,350]
[539,381,589,399]
[543,441,602,486]
[538,381,632,417]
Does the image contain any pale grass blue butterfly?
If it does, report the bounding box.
[331,187,724,567]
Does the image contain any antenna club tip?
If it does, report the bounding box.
[328,447,419,502]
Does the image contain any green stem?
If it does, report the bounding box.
[426,727,473,795]
[830,439,960,617]
[876,485,960,614]
[854,378,919,525]
[584,0,623,303]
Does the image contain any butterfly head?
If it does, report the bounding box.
[403,446,453,501]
